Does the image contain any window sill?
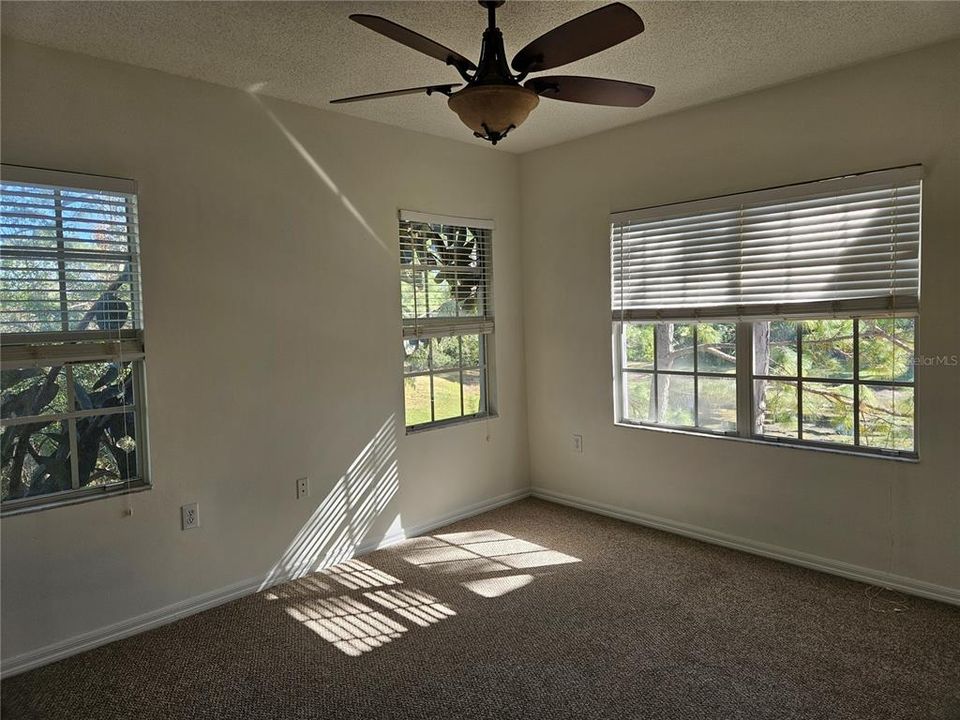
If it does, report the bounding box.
[613,421,919,463]
[1,480,152,517]
[406,412,498,435]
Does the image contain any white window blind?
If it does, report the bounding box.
[611,166,922,321]
[400,210,494,339]
[1,164,143,362]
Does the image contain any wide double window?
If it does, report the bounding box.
[611,166,921,457]
[1,165,148,513]
[400,211,494,431]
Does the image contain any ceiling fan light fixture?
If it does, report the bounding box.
[447,84,539,145]
[336,1,653,146]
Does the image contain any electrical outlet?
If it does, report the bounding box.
[181,503,199,530]
[296,477,310,500]
[572,434,583,453]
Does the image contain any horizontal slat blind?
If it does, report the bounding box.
[611,166,922,321]
[1,165,143,346]
[400,210,493,339]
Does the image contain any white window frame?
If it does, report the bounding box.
[612,321,739,436]
[1,165,151,514]
[399,210,495,432]
[611,167,921,460]
[613,318,918,459]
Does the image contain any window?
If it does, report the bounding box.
[753,318,915,451]
[400,211,493,430]
[611,166,921,457]
[1,165,148,513]
[619,322,738,432]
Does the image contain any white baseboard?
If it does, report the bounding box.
[0,487,530,679]
[531,486,960,607]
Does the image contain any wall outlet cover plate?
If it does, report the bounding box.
[181,503,199,530]
[296,477,309,499]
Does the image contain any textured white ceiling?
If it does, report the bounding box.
[2,1,959,154]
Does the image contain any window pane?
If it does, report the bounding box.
[65,259,136,332]
[1,366,68,419]
[433,372,463,422]
[755,321,797,377]
[400,269,425,320]
[426,269,456,318]
[859,318,916,383]
[61,198,131,252]
[1,420,72,500]
[860,384,914,452]
[463,369,483,415]
[451,270,483,318]
[623,372,654,423]
[754,380,798,438]
[0,258,62,333]
[0,186,58,250]
[698,377,736,432]
[404,375,432,426]
[624,323,654,370]
[403,339,429,374]
[431,336,461,370]
[697,323,736,374]
[2,181,142,337]
[656,323,695,372]
[59,189,133,249]
[71,361,135,411]
[461,334,481,368]
[802,382,854,445]
[76,412,138,487]
[401,225,434,266]
[420,235,485,317]
[657,374,694,426]
[801,319,854,379]
[427,226,484,318]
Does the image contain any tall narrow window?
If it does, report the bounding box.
[1,165,148,512]
[399,211,494,431]
[611,166,921,457]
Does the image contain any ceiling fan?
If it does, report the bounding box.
[331,1,654,145]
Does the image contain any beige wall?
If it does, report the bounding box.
[0,39,528,661]
[520,40,960,591]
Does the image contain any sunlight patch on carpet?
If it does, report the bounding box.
[461,574,535,598]
[285,595,407,656]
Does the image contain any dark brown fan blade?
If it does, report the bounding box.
[350,15,476,71]
[525,76,654,107]
[512,3,644,73]
[330,84,461,104]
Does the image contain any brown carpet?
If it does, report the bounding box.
[3,498,959,720]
